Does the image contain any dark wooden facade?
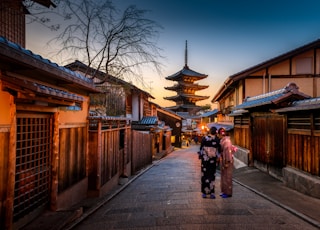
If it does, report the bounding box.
[232,83,320,178]
[157,108,182,148]
[131,130,153,173]
[0,36,99,229]
[58,126,87,193]
[87,116,164,197]
[87,116,132,196]
[281,110,320,176]
[233,115,250,150]
[0,1,162,228]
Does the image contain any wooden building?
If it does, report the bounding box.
[231,83,320,198]
[275,97,320,198]
[212,38,320,126]
[156,105,183,148]
[0,1,170,228]
[231,82,310,171]
[65,60,155,121]
[0,37,99,229]
[210,38,320,197]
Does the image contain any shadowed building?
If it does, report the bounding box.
[164,41,209,115]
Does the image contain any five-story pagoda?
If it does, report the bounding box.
[164,41,209,115]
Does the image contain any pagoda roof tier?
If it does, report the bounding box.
[164,94,209,102]
[165,104,202,110]
[166,66,207,81]
[165,82,208,91]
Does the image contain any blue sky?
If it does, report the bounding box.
[26,0,320,107]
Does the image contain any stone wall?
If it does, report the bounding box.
[283,167,320,199]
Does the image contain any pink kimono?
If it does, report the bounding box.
[220,136,234,197]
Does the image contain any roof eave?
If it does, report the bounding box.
[0,39,100,93]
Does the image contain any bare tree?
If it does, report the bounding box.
[42,0,164,85]
[23,0,60,31]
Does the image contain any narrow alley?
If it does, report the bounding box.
[62,145,319,230]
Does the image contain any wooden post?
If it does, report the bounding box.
[5,96,16,230]
[86,120,89,177]
[50,112,59,210]
[96,120,102,190]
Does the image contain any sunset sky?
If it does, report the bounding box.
[26,0,320,107]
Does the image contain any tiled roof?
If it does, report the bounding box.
[65,60,154,98]
[138,116,158,125]
[35,83,83,101]
[233,83,310,110]
[200,109,219,117]
[156,107,183,120]
[234,88,286,110]
[164,82,208,91]
[166,66,207,80]
[164,94,209,101]
[88,115,131,121]
[275,97,320,112]
[165,104,202,111]
[0,36,99,92]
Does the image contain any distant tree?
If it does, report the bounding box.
[33,0,164,85]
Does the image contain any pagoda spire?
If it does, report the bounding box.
[184,40,189,69]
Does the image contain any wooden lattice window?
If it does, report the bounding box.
[314,112,320,131]
[14,113,52,222]
[287,113,311,130]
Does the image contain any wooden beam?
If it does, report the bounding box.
[16,105,57,113]
[50,112,59,211]
[5,96,16,229]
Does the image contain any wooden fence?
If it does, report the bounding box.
[233,111,320,177]
[87,116,154,196]
[58,126,87,193]
[88,117,131,194]
[234,116,250,149]
[286,112,320,176]
[131,130,153,173]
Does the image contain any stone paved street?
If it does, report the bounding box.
[70,145,318,230]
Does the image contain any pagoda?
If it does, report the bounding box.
[164,41,209,115]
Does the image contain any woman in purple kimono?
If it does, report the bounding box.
[218,128,235,198]
[199,126,220,199]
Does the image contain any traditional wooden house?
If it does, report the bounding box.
[211,39,320,196]
[155,105,183,148]
[230,83,320,198]
[65,60,155,121]
[275,97,320,198]
[0,36,100,229]
[230,82,310,171]
[212,38,320,126]
[131,116,166,164]
[66,61,173,197]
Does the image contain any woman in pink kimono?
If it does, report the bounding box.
[218,128,235,198]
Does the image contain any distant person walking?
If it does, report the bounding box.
[218,128,236,198]
[199,127,220,199]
